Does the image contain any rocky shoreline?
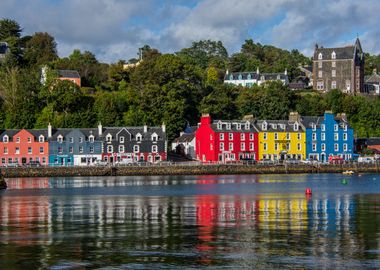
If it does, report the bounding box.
[0,163,379,178]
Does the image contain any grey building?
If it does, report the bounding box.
[313,38,365,94]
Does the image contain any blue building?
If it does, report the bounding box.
[302,111,354,162]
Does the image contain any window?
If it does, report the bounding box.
[344,125,347,131]
[297,143,301,151]
[321,143,326,151]
[106,134,112,142]
[90,147,94,153]
[250,143,254,151]
[226,123,231,130]
[107,145,113,153]
[79,147,83,153]
[27,137,32,143]
[250,133,254,140]
[318,71,322,78]
[220,142,224,151]
[236,123,241,130]
[346,81,351,91]
[241,143,245,151]
[120,136,124,143]
[210,143,213,151]
[334,133,339,141]
[119,145,125,153]
[152,145,158,153]
[263,133,267,140]
[69,137,74,143]
[317,81,324,90]
[334,124,338,131]
[332,61,336,68]
[321,124,325,131]
[321,133,325,141]
[286,143,290,151]
[241,133,245,141]
[4,147,8,154]
[274,133,278,140]
[312,143,317,151]
[57,135,63,143]
[334,144,339,151]
[318,61,322,68]
[318,52,322,60]
[15,147,20,154]
[217,121,222,130]
[42,157,46,164]
[245,122,250,130]
[312,123,316,131]
[332,70,336,77]
[247,74,251,80]
[331,81,336,89]
[79,137,83,143]
[69,147,73,153]
[8,158,12,163]
[262,122,267,131]
[3,136,8,143]
[343,144,348,151]
[229,142,233,151]
[152,134,158,141]
[210,134,213,140]
[297,133,301,140]
[136,134,142,142]
[238,74,242,80]
[286,133,290,140]
[312,133,317,141]
[16,137,20,143]
[58,147,63,154]
[39,135,44,142]
[1,158,4,164]
[263,143,267,151]
[343,133,347,141]
[220,133,224,140]
[331,51,336,59]
[28,147,32,154]
[89,136,94,143]
[294,122,299,131]
[274,143,278,151]
[229,133,233,140]
[133,145,139,153]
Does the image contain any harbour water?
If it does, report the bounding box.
[0,174,379,269]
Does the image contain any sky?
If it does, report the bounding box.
[1,0,379,63]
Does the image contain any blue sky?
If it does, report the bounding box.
[1,0,379,63]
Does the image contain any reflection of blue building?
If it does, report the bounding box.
[48,125,103,166]
[302,111,354,162]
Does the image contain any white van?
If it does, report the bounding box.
[115,158,134,166]
[358,156,375,163]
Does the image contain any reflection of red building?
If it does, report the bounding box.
[0,129,49,166]
[195,114,259,163]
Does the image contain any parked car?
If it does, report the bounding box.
[358,156,375,163]
[240,158,256,165]
[93,160,108,166]
[115,159,134,166]
[135,160,152,166]
[328,156,344,164]
[284,159,300,165]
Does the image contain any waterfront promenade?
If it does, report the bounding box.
[0,162,379,178]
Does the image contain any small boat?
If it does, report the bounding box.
[342,170,354,175]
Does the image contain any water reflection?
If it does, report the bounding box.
[0,175,379,269]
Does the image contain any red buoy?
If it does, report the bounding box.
[305,188,312,195]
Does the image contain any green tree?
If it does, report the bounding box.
[24,32,58,67]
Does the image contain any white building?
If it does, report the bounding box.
[224,68,289,87]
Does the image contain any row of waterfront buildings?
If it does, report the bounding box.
[0,111,354,167]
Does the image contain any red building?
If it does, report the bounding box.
[58,70,81,87]
[0,129,49,166]
[195,114,259,163]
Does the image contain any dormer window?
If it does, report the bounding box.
[343,124,347,131]
[331,51,336,59]
[3,135,8,143]
[238,74,242,80]
[272,124,277,130]
[69,137,74,143]
[262,122,267,131]
[217,121,222,130]
[89,135,94,143]
[294,122,299,131]
[79,137,83,143]
[277,75,281,80]
[106,134,112,142]
[247,74,251,80]
[27,137,32,143]
[57,135,63,143]
[312,123,316,131]
[280,124,285,130]
[236,123,241,130]
[226,123,231,130]
[16,137,20,143]
[151,133,158,142]
[39,135,45,142]
[318,53,323,60]
[136,133,142,142]
[245,122,250,130]
[120,136,124,143]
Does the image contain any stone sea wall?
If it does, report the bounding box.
[0,163,379,178]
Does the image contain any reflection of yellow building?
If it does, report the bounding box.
[256,115,306,161]
[258,195,308,231]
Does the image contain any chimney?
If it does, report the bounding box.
[242,115,255,121]
[144,124,147,133]
[48,123,52,138]
[98,122,102,136]
[201,113,211,125]
[289,112,300,122]
[284,68,287,75]
[162,123,166,133]
[341,113,347,122]
[256,67,260,74]
[315,43,319,50]
[373,68,377,75]
[226,69,229,75]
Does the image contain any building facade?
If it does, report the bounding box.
[256,113,306,161]
[195,114,259,163]
[101,125,167,164]
[302,112,354,162]
[58,70,81,87]
[224,68,289,87]
[313,38,365,93]
[0,129,49,166]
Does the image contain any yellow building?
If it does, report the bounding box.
[257,112,306,161]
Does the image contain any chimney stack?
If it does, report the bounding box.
[144,125,147,133]
[98,122,102,136]
[162,123,166,133]
[289,112,300,122]
[48,123,52,138]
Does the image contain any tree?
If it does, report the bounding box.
[0,19,21,40]
[24,32,58,67]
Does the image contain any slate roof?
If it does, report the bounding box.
[315,46,355,60]
[210,120,259,132]
[300,115,351,129]
[58,70,80,78]
[367,137,380,146]
[28,129,49,139]
[224,71,288,82]
[103,126,166,141]
[0,129,20,142]
[173,133,195,143]
[255,120,304,132]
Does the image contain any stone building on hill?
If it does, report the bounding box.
[312,38,365,94]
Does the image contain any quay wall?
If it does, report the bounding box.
[0,163,380,178]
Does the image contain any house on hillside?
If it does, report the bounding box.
[58,70,81,87]
[364,69,380,95]
[224,68,289,87]
[313,38,365,94]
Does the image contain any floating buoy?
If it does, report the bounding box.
[305,188,312,195]
[341,179,348,185]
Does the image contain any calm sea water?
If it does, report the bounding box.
[0,173,380,269]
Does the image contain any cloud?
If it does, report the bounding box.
[1,0,380,62]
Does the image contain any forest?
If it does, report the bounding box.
[1,18,380,141]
